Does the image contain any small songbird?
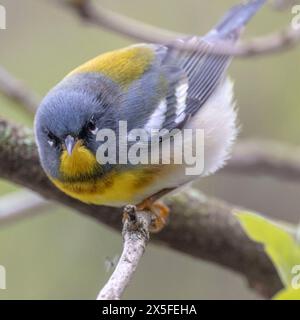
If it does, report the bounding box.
[35,0,265,231]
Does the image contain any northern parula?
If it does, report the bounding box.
[34,0,265,230]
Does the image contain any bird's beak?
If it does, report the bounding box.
[65,135,76,156]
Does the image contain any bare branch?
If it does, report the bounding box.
[224,140,300,182]
[60,0,300,58]
[0,67,39,113]
[0,118,283,297]
[271,0,297,11]
[97,205,151,300]
[64,0,179,43]
[0,190,49,225]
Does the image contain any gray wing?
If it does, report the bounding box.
[164,36,231,118]
[161,0,266,122]
[121,0,265,134]
[120,40,229,135]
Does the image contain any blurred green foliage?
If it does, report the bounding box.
[275,286,300,300]
[237,211,300,300]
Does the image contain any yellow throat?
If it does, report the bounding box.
[49,140,161,206]
[59,140,98,179]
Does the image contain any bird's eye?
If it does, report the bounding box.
[87,118,98,135]
[47,131,58,147]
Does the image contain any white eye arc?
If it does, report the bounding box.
[48,140,54,147]
[90,127,99,135]
[86,117,98,135]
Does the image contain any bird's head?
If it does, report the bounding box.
[34,73,119,181]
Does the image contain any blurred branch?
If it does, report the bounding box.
[59,0,300,57]
[0,190,49,225]
[2,139,299,227]
[0,118,283,298]
[0,67,39,114]
[271,0,297,10]
[97,205,151,300]
[225,140,300,182]
[63,0,180,43]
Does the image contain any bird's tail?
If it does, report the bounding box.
[205,0,265,41]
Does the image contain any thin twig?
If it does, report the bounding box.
[60,0,300,57]
[0,190,49,225]
[97,205,152,300]
[225,140,300,182]
[64,0,179,43]
[0,67,39,114]
[272,0,297,10]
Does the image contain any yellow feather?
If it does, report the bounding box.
[50,164,161,206]
[68,45,154,87]
[59,140,100,178]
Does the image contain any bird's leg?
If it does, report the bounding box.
[136,199,170,233]
[135,188,174,233]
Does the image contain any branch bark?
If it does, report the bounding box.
[226,140,300,182]
[0,190,50,225]
[0,118,283,298]
[0,67,39,114]
[97,205,151,300]
[60,0,300,58]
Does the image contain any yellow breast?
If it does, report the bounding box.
[50,141,161,206]
[51,168,158,206]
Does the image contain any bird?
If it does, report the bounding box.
[34,0,265,231]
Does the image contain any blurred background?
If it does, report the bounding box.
[0,0,299,299]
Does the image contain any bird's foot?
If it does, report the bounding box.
[136,198,170,233]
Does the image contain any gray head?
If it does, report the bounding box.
[34,72,120,179]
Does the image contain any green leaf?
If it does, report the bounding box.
[236,211,300,288]
[274,287,300,300]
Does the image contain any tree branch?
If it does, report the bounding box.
[63,0,180,43]
[60,0,300,57]
[0,118,283,297]
[97,205,151,300]
[0,67,39,114]
[0,190,49,225]
[225,140,300,182]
